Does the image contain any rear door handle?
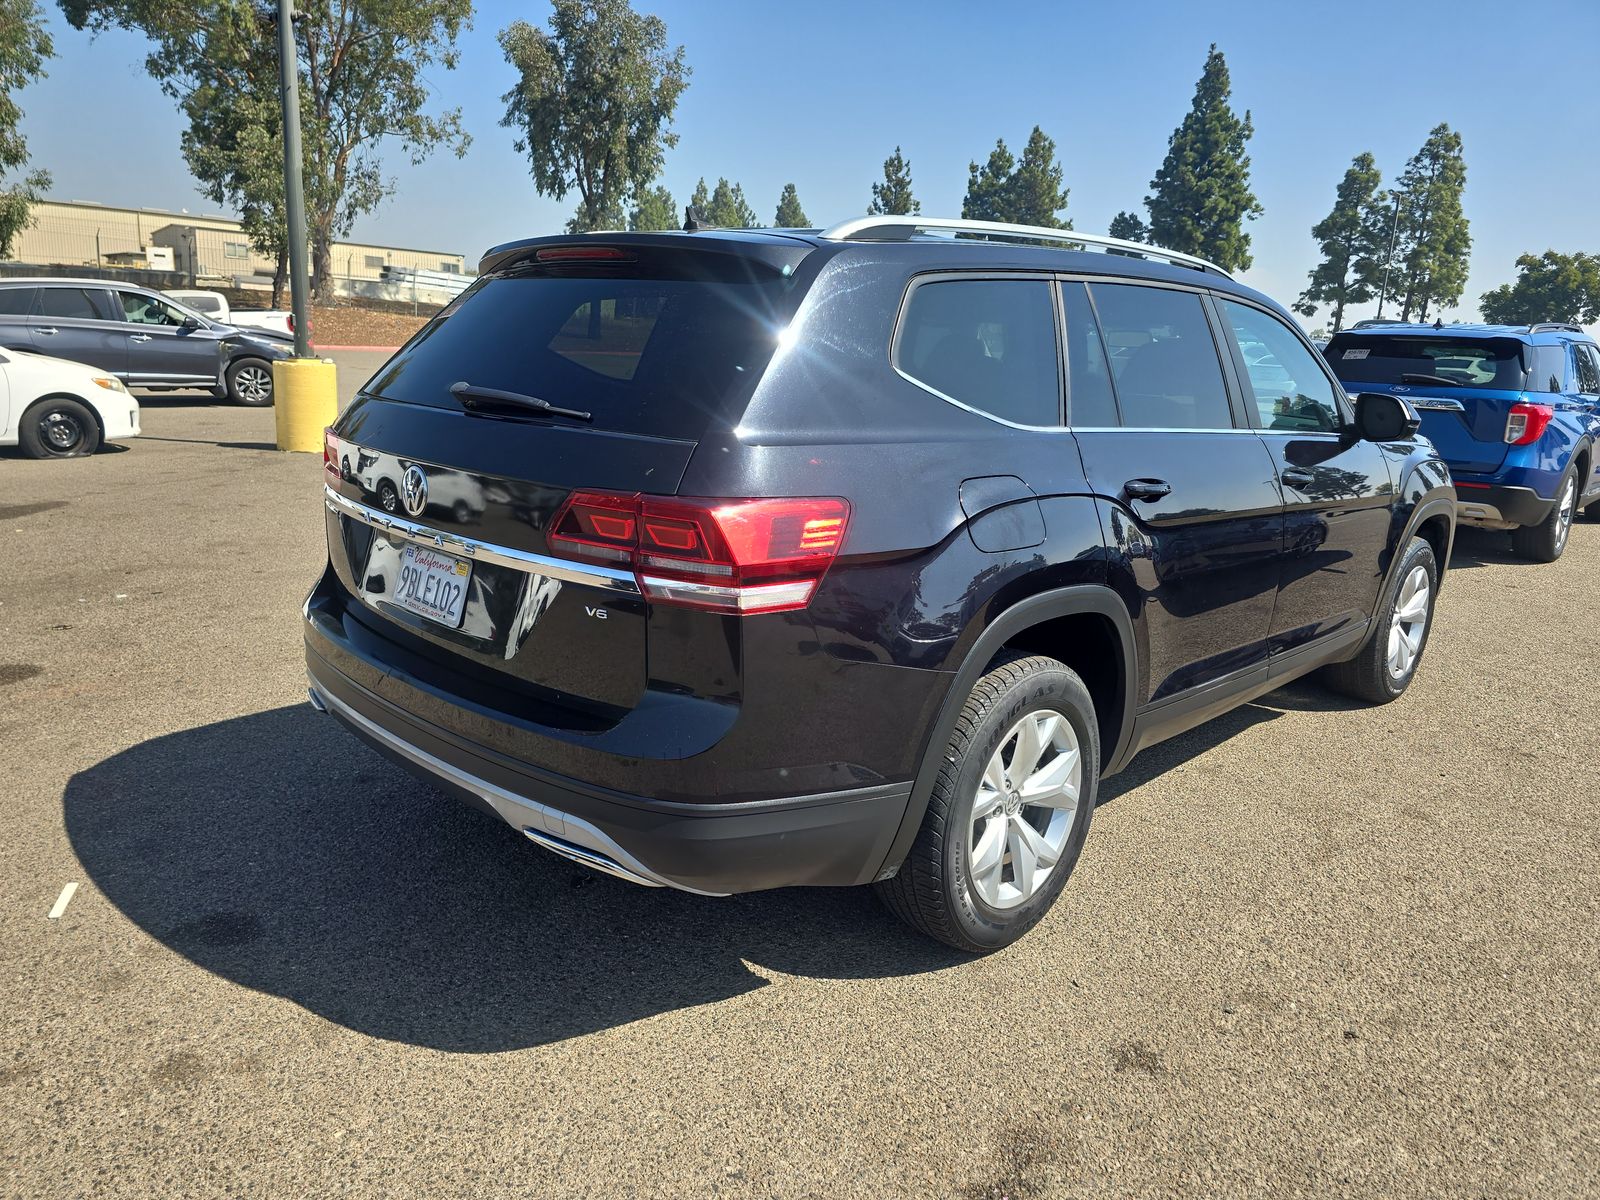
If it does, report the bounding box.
[1123,478,1172,502]
[32,326,58,336]
[129,333,152,342]
[1280,468,1316,490]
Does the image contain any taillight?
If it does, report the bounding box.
[549,490,637,564]
[323,427,339,480]
[1505,402,1554,445]
[548,492,850,614]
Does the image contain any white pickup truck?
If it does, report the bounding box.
[164,289,297,337]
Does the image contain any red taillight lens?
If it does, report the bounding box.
[547,492,851,614]
[534,246,636,262]
[549,490,638,563]
[1505,402,1554,445]
[323,427,339,480]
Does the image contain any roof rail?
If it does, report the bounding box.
[817,216,1232,279]
[1528,322,1583,334]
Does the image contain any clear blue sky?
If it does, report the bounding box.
[17,0,1600,326]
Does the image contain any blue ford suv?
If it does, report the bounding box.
[1325,321,1600,561]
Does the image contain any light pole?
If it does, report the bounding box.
[277,0,312,359]
[1374,192,1404,322]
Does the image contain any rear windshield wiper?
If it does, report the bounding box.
[1399,373,1463,388]
[450,380,591,422]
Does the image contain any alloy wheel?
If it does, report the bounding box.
[1386,565,1431,680]
[1555,477,1576,555]
[966,709,1081,910]
[235,365,272,403]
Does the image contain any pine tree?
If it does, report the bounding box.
[960,130,1068,227]
[1108,211,1147,242]
[629,183,677,230]
[962,139,1015,221]
[1293,152,1389,332]
[1391,124,1471,322]
[774,182,808,227]
[868,146,919,216]
[702,177,758,227]
[1008,126,1069,228]
[1145,44,1262,272]
[690,177,710,213]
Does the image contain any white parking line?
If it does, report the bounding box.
[48,882,79,920]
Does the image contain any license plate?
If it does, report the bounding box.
[394,543,471,629]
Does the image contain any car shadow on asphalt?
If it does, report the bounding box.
[63,705,968,1054]
[1446,526,1525,570]
[1095,676,1359,807]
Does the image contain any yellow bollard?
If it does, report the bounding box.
[272,357,339,452]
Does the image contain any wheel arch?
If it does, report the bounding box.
[872,584,1137,883]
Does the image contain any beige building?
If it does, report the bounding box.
[6,198,468,285]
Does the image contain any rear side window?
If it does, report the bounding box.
[34,287,105,320]
[1573,344,1600,394]
[1526,346,1567,393]
[1326,335,1526,390]
[896,278,1060,426]
[1060,282,1117,426]
[0,287,36,315]
[1089,283,1233,429]
[1219,300,1343,432]
[365,264,797,439]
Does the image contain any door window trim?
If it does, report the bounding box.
[890,270,1069,432]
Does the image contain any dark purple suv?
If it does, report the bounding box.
[305,217,1455,951]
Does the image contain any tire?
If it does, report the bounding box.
[451,499,471,523]
[1321,536,1438,704]
[226,357,274,407]
[1509,467,1577,562]
[377,479,400,513]
[876,653,1098,953]
[18,397,102,459]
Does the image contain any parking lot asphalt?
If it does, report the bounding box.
[2,368,1597,1198]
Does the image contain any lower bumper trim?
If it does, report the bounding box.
[308,681,725,896]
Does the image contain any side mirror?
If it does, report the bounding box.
[1353,392,1420,441]
[181,315,201,330]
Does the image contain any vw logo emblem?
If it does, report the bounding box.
[400,464,429,517]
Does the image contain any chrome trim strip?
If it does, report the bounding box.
[308,680,727,897]
[820,215,1232,278]
[638,574,815,611]
[1409,398,1467,412]
[324,484,640,595]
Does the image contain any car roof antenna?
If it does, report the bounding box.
[683,205,714,232]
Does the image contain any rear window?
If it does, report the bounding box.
[365,264,797,439]
[0,287,36,315]
[895,278,1061,426]
[35,287,107,320]
[1326,335,1526,390]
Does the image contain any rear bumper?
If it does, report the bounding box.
[1454,483,1552,529]
[305,646,911,895]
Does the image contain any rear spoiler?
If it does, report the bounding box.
[478,231,816,278]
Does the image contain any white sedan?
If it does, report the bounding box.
[0,346,141,459]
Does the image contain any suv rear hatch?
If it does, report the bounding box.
[1325,332,1531,473]
[322,235,815,723]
